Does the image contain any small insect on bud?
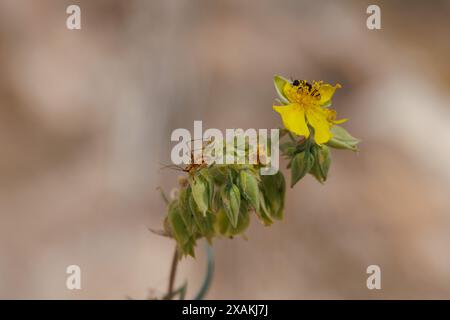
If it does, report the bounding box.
[292,79,300,86]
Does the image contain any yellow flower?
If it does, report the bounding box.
[273,80,347,144]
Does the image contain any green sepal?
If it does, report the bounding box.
[310,145,331,183]
[257,194,273,226]
[190,175,209,215]
[290,150,314,187]
[188,195,214,243]
[326,125,361,151]
[221,184,241,228]
[167,202,191,253]
[273,75,290,104]
[198,168,215,207]
[214,209,230,236]
[230,201,250,235]
[214,201,250,237]
[260,171,286,220]
[178,188,194,233]
[238,170,260,212]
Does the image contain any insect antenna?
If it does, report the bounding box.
[158,162,185,172]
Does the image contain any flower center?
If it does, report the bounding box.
[284,80,323,109]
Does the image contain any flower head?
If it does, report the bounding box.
[273,79,346,144]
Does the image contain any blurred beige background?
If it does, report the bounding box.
[0,0,450,299]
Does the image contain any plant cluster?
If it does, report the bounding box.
[162,75,360,258]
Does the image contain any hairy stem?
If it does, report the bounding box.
[166,246,179,299]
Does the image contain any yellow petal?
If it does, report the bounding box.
[325,108,348,124]
[333,118,348,124]
[282,83,297,103]
[306,108,333,144]
[318,84,341,106]
[273,103,310,138]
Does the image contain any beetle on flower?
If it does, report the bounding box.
[273,78,347,144]
[273,75,360,187]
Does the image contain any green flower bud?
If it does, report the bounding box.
[190,175,209,215]
[290,150,314,187]
[239,170,260,212]
[221,184,241,228]
[310,145,331,183]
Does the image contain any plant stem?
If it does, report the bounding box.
[166,246,179,299]
[194,243,214,300]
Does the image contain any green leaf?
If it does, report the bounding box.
[214,202,250,237]
[213,188,222,212]
[178,188,194,233]
[261,171,286,220]
[331,125,360,142]
[280,141,296,157]
[273,75,290,104]
[198,169,214,207]
[239,170,260,212]
[163,215,171,237]
[190,175,209,215]
[229,201,250,235]
[188,195,214,242]
[213,209,230,236]
[180,237,197,258]
[167,203,190,249]
[310,145,331,183]
[291,150,314,187]
[326,125,361,151]
[202,213,215,244]
[209,166,227,185]
[257,193,273,226]
[221,184,241,228]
